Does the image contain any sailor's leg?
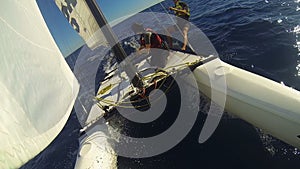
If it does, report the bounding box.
[181,25,189,51]
[166,25,176,48]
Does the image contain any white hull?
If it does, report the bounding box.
[75,124,117,169]
[194,58,300,148]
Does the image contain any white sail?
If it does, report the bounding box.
[0,0,79,168]
[55,0,107,49]
[55,0,164,50]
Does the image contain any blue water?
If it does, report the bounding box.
[21,0,300,168]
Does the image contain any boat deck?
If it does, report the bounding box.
[93,51,204,117]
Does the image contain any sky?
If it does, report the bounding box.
[37,0,163,57]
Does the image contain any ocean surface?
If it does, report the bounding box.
[22,0,300,168]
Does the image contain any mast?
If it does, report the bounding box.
[85,0,143,88]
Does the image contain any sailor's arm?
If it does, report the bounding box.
[137,32,151,55]
[169,7,189,15]
[144,32,152,48]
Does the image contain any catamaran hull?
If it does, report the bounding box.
[75,124,117,169]
[194,58,300,148]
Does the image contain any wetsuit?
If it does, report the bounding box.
[140,29,169,67]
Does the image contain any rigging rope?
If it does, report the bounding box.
[95,60,198,109]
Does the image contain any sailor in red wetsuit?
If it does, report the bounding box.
[131,23,169,68]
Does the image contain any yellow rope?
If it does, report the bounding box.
[96,72,178,109]
[95,60,199,110]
